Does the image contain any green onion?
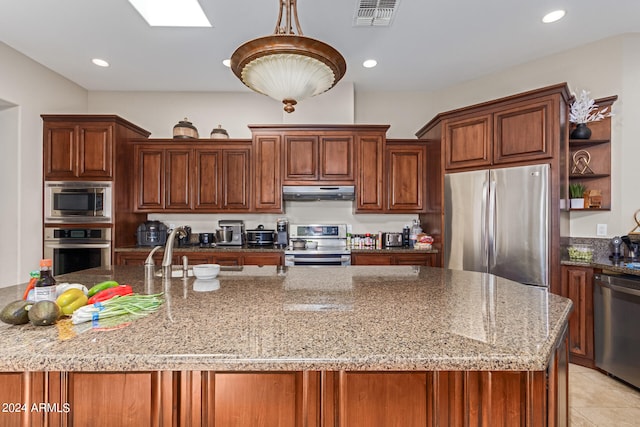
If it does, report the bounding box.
[71,293,164,325]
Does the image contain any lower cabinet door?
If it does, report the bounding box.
[243,253,282,266]
[351,253,393,265]
[560,265,595,366]
[203,372,319,427]
[65,372,158,427]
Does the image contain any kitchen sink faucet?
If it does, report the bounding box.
[161,226,187,275]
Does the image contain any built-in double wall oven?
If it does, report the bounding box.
[43,227,111,275]
[44,181,113,275]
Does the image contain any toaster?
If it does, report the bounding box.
[383,232,403,248]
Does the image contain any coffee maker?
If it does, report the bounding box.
[275,218,289,248]
[217,220,244,246]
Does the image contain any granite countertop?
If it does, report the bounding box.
[0,266,570,373]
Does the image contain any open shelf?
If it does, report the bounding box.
[568,95,617,211]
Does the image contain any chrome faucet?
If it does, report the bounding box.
[162,226,187,274]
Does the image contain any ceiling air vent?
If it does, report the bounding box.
[353,0,400,27]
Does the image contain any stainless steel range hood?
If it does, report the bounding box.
[282,186,355,201]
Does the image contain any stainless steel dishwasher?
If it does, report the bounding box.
[594,271,640,389]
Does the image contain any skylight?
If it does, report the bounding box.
[128,0,211,27]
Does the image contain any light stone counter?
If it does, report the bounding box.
[0,266,571,372]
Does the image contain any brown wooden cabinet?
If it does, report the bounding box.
[351,252,436,266]
[41,115,151,251]
[282,132,355,184]
[249,126,390,208]
[560,264,595,367]
[134,144,190,211]
[441,96,556,170]
[43,115,150,182]
[1,354,568,427]
[385,140,427,212]
[133,140,251,213]
[441,113,492,170]
[355,137,427,214]
[43,119,114,179]
[568,95,617,211]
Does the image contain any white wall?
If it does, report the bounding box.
[0,42,88,287]
[87,81,355,139]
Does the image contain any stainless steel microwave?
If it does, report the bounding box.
[44,181,112,223]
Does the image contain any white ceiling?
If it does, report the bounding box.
[1,0,639,93]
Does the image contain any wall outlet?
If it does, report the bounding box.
[596,224,607,236]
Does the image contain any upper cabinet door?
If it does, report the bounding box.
[355,134,384,212]
[193,148,221,211]
[135,146,164,211]
[443,114,492,170]
[493,98,554,165]
[44,123,76,179]
[77,124,113,178]
[253,134,282,213]
[283,134,318,182]
[386,142,427,213]
[319,134,355,182]
[164,148,192,210]
[221,147,251,211]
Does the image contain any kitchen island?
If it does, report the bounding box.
[0,265,571,426]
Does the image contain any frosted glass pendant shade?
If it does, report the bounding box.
[230,0,346,113]
[242,53,335,112]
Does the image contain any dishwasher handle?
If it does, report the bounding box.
[594,274,640,297]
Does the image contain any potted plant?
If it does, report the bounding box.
[569,89,612,139]
[569,182,587,209]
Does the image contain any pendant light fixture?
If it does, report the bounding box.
[230,0,346,113]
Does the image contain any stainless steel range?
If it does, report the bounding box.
[284,224,351,266]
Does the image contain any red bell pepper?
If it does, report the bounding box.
[87,284,133,304]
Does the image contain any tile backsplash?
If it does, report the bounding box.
[149,200,419,235]
[568,237,613,259]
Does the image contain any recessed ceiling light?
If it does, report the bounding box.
[92,58,110,67]
[542,9,566,24]
[363,59,377,68]
[128,0,211,27]
[222,59,231,67]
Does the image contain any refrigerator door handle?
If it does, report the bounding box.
[481,179,489,268]
[488,176,497,269]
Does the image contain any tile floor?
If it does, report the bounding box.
[569,363,640,426]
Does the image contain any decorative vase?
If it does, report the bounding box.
[210,125,229,139]
[173,118,199,139]
[570,123,592,140]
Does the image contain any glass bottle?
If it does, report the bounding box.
[34,259,57,302]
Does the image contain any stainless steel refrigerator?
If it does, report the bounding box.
[444,164,549,287]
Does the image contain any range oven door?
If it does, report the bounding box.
[43,227,112,275]
[284,252,351,267]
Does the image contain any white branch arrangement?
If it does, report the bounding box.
[570,90,612,124]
